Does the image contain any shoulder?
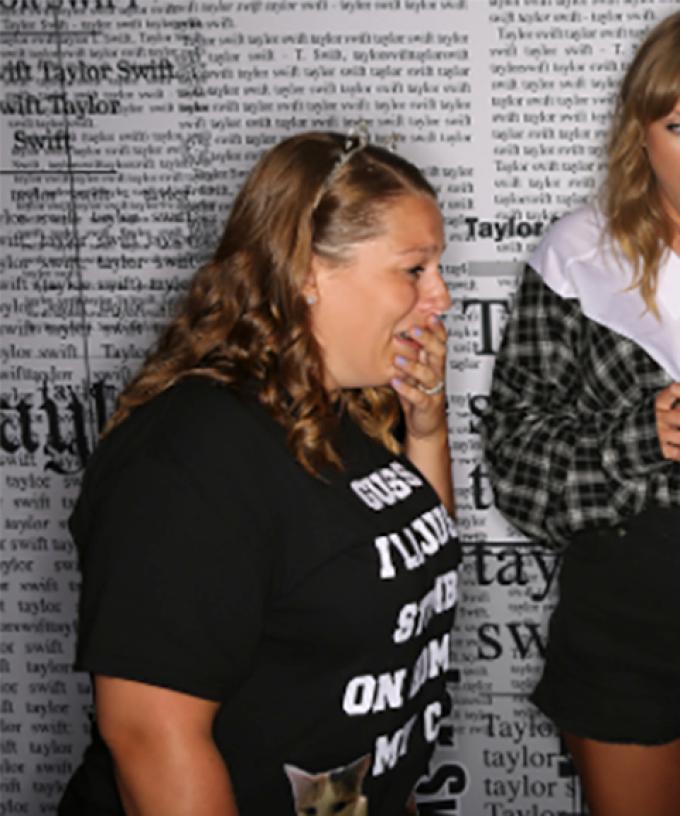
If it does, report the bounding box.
[528,204,605,298]
[535,204,603,264]
[89,378,283,490]
[157,376,267,440]
[107,376,262,447]
[74,378,286,540]
[162,377,288,471]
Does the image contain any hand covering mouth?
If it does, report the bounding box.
[395,330,422,350]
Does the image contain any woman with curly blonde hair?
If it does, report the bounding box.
[59,131,460,816]
[482,11,680,816]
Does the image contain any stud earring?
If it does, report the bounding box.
[305,294,317,305]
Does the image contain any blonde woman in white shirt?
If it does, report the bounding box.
[483,12,680,816]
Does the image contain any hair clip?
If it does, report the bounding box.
[334,121,371,175]
[384,132,401,153]
[312,123,404,212]
[312,122,369,211]
[344,121,370,152]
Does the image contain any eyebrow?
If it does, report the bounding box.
[397,244,445,255]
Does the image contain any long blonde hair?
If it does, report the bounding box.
[105,132,436,474]
[603,10,680,313]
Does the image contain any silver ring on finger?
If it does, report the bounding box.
[419,380,444,396]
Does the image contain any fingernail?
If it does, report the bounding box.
[411,327,423,337]
[395,355,407,366]
[391,378,402,388]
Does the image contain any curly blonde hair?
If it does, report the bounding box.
[105,131,437,475]
[602,10,680,314]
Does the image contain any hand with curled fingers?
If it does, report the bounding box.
[392,314,448,441]
[655,382,680,462]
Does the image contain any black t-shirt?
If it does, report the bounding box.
[60,378,461,815]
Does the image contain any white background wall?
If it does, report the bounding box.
[0,1,676,813]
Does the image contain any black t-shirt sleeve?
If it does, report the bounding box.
[74,449,269,702]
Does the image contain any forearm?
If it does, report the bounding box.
[405,427,455,514]
[482,265,671,544]
[111,735,239,816]
[483,410,609,544]
[482,400,667,545]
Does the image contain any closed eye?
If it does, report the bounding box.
[332,803,350,813]
[406,265,425,278]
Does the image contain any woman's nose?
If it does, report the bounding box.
[419,267,451,315]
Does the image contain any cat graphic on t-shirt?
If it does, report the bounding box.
[284,754,370,815]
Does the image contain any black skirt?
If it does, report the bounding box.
[531,506,680,745]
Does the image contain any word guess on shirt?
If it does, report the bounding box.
[350,461,424,511]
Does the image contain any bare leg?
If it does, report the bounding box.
[564,732,680,816]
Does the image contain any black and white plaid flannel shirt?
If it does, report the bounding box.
[481,265,680,548]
